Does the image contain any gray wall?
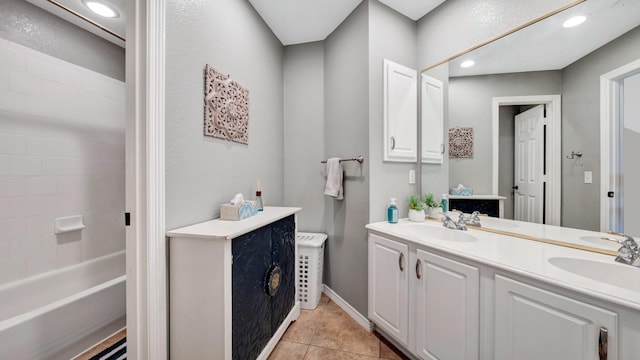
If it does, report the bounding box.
[0,0,125,81]
[562,26,640,230]
[448,71,562,194]
[283,42,326,232]
[369,0,418,222]
[165,0,284,229]
[323,0,370,316]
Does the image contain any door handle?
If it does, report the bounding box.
[415,259,422,279]
[391,136,396,150]
[398,252,404,272]
[512,185,519,190]
[599,327,608,360]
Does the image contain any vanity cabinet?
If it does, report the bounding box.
[167,207,301,360]
[368,233,479,359]
[494,275,618,360]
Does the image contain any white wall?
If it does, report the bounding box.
[165,0,285,230]
[0,38,125,285]
[623,72,640,236]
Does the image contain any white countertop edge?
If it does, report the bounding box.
[366,220,640,312]
[166,206,301,240]
[447,195,507,200]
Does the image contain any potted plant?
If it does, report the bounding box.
[408,195,425,222]
[424,193,442,219]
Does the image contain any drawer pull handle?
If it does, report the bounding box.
[599,327,608,360]
[391,136,396,150]
[416,259,422,279]
[398,253,404,272]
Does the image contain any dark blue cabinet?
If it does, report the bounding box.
[231,215,295,360]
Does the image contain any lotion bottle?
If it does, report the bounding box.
[388,198,398,224]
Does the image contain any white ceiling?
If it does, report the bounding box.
[446,0,640,77]
[378,0,447,21]
[25,0,125,47]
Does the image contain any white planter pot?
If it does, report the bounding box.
[427,207,443,219]
[408,209,425,222]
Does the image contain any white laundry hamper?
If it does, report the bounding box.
[296,232,327,310]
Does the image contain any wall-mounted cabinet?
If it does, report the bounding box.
[384,59,417,162]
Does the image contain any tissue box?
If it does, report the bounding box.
[450,188,473,196]
[220,201,257,221]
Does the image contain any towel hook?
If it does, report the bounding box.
[566,151,583,160]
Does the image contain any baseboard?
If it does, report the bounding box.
[257,301,301,360]
[322,285,373,332]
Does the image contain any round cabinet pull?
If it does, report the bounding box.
[265,264,282,297]
[416,259,422,279]
[398,253,405,272]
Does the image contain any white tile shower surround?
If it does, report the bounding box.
[0,37,125,285]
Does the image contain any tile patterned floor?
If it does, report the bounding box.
[269,294,408,360]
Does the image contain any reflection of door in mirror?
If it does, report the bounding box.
[623,73,640,235]
[514,105,545,223]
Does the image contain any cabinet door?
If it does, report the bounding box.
[495,275,618,360]
[368,233,410,346]
[269,215,296,334]
[384,59,417,162]
[421,74,444,164]
[415,249,479,360]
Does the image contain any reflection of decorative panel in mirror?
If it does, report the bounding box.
[421,74,444,164]
[449,127,473,158]
[204,64,249,144]
[384,59,417,162]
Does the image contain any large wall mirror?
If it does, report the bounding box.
[420,0,640,235]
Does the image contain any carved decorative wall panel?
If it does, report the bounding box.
[449,127,474,158]
[204,64,249,144]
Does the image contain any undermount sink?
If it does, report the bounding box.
[548,257,640,292]
[404,224,478,242]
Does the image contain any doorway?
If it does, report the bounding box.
[601,58,640,234]
[492,95,562,225]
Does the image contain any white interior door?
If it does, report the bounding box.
[514,105,544,223]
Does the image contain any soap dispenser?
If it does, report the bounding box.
[388,198,398,224]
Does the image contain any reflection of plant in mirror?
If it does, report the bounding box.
[409,195,424,211]
[424,193,441,208]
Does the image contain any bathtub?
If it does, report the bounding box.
[0,251,126,359]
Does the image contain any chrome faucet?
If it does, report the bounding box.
[612,232,640,267]
[442,214,467,231]
[468,211,482,227]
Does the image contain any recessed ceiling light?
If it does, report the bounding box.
[563,15,586,28]
[83,0,119,18]
[460,60,475,68]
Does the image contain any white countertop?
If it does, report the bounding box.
[366,219,640,311]
[167,206,301,240]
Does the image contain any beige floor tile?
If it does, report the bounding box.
[309,303,380,357]
[318,292,330,305]
[379,339,406,360]
[283,308,325,344]
[304,346,378,360]
[268,340,309,360]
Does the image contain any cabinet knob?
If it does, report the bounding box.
[416,259,422,279]
[599,327,608,360]
[398,252,405,272]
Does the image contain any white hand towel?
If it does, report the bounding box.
[324,158,344,200]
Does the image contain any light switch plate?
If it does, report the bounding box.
[409,169,416,184]
[584,171,593,184]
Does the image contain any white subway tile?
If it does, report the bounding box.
[0,67,8,90]
[0,88,28,113]
[0,260,27,285]
[7,196,43,218]
[0,156,41,176]
[26,215,54,236]
[0,218,27,239]
[27,251,57,276]
[42,158,85,176]
[26,55,59,84]
[41,79,72,105]
[0,177,27,197]
[56,175,88,194]
[0,46,27,72]
[0,240,8,261]
[0,38,9,48]
[0,133,26,155]
[42,233,57,253]
[0,198,8,220]
[56,240,82,268]
[27,176,57,195]
[9,71,42,97]
[10,235,41,260]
